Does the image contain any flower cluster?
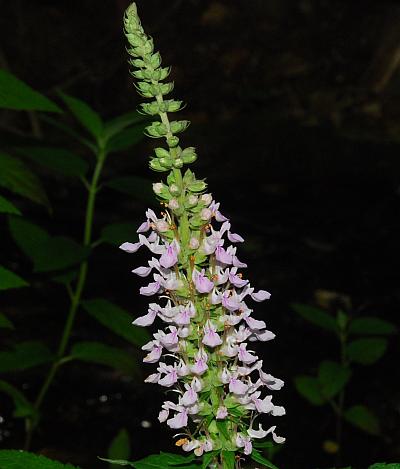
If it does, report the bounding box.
[122,2,285,460]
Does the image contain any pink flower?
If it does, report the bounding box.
[192,269,214,293]
[202,321,222,348]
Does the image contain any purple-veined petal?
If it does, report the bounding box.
[167,410,188,429]
[229,378,249,395]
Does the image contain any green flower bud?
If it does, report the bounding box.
[169,184,180,195]
[159,157,172,168]
[173,158,183,168]
[149,52,162,68]
[188,180,207,192]
[181,147,197,164]
[140,101,159,115]
[170,120,190,135]
[129,58,145,67]
[163,99,184,113]
[154,147,170,158]
[149,158,168,172]
[126,33,144,47]
[167,136,180,147]
[136,82,155,98]
[160,82,174,96]
[145,122,167,138]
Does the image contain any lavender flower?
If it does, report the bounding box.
[122,2,285,463]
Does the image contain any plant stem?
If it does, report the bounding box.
[335,328,348,465]
[23,148,107,450]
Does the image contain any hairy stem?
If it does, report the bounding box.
[23,148,107,450]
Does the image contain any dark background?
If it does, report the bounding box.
[1,1,400,468]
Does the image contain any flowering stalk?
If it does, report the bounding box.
[122,3,285,467]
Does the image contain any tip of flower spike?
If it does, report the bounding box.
[126,2,138,17]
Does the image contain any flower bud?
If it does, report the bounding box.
[169,198,180,210]
[200,193,212,206]
[159,158,173,169]
[155,220,169,232]
[153,182,164,194]
[189,237,200,249]
[167,136,180,147]
[188,195,198,205]
[173,158,183,168]
[200,208,212,220]
[155,147,170,159]
[169,184,180,195]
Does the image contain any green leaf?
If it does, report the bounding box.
[291,303,337,333]
[318,361,351,399]
[0,313,14,329]
[115,452,195,469]
[15,146,89,178]
[82,299,150,347]
[0,69,62,112]
[98,459,135,467]
[105,176,153,204]
[0,265,29,290]
[0,450,81,469]
[108,428,131,469]
[40,114,97,153]
[59,92,103,140]
[104,111,147,140]
[8,217,89,272]
[0,341,54,373]
[70,341,139,375]
[346,338,388,365]
[0,152,50,208]
[349,317,397,336]
[0,194,21,215]
[101,223,139,246]
[344,405,380,435]
[251,450,280,469]
[106,125,145,153]
[216,420,230,442]
[0,380,37,419]
[221,451,235,469]
[294,375,325,405]
[202,451,218,469]
[369,464,400,469]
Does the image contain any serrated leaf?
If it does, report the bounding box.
[15,146,89,178]
[82,299,150,347]
[344,405,380,435]
[105,176,153,203]
[0,265,29,290]
[318,361,351,399]
[251,450,279,469]
[108,428,131,469]
[104,111,147,140]
[106,125,145,153]
[0,450,81,469]
[59,92,103,140]
[346,338,388,365]
[70,341,139,375]
[294,375,325,405]
[0,194,21,215]
[0,313,14,329]
[0,380,37,420]
[101,223,139,246]
[349,317,397,336]
[0,152,49,208]
[8,217,89,272]
[0,69,62,112]
[292,303,337,333]
[0,341,54,373]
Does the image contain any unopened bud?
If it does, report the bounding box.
[153,182,163,194]
[170,184,179,194]
[169,198,180,210]
[200,208,212,220]
[188,195,198,205]
[201,193,212,205]
[155,220,169,232]
[189,237,200,249]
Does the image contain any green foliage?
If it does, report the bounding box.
[292,303,337,332]
[16,146,89,178]
[106,125,146,153]
[0,69,62,112]
[221,450,235,469]
[104,111,146,140]
[0,265,29,290]
[0,450,81,469]
[0,194,21,215]
[69,341,139,375]
[82,299,150,346]
[0,341,54,373]
[348,317,397,336]
[346,338,388,365]
[0,152,50,208]
[344,405,380,435]
[101,223,139,246]
[59,91,104,141]
[251,450,280,469]
[8,217,90,272]
[108,428,131,469]
[317,361,351,399]
[369,465,400,469]
[105,176,153,203]
[294,376,325,405]
[101,452,196,469]
[0,312,14,329]
[0,380,36,419]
